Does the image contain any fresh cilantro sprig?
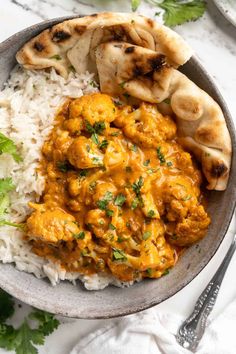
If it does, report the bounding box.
[131,0,206,27]
[0,290,14,323]
[159,0,206,27]
[0,289,59,354]
[0,178,24,229]
[0,133,22,163]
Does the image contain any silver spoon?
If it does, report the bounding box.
[176,219,236,352]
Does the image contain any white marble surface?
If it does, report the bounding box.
[0,0,236,353]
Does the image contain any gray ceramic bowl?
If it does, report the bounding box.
[0,16,235,319]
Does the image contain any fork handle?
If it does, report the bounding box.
[176,235,236,352]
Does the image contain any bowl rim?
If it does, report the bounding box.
[0,15,235,319]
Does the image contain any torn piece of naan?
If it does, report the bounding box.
[16,12,193,78]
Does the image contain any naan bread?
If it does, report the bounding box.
[16,13,232,190]
[16,12,193,78]
[95,42,231,190]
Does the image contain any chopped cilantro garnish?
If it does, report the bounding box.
[163,98,171,104]
[89,181,97,190]
[167,161,173,167]
[143,159,150,166]
[147,210,155,218]
[132,176,144,195]
[182,195,192,201]
[117,236,124,243]
[143,231,151,240]
[112,248,127,261]
[0,132,22,163]
[130,144,137,152]
[56,160,71,172]
[94,121,105,134]
[131,197,139,210]
[111,131,119,136]
[123,93,130,99]
[91,133,99,145]
[157,147,166,165]
[79,169,89,177]
[97,191,113,211]
[86,121,105,137]
[89,80,99,88]
[146,268,152,276]
[119,81,126,89]
[50,54,61,60]
[99,139,108,149]
[114,193,126,207]
[73,231,85,239]
[163,269,170,276]
[85,121,94,134]
[106,209,114,217]
[109,223,116,230]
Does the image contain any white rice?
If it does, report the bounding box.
[0,66,136,290]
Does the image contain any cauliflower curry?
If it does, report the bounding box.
[26,93,210,282]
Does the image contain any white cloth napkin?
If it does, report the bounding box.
[70,297,236,354]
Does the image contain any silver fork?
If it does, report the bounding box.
[176,219,236,352]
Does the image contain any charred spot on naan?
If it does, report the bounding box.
[210,162,228,178]
[34,41,44,52]
[74,25,87,35]
[52,30,71,42]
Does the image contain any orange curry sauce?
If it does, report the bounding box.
[26,93,210,282]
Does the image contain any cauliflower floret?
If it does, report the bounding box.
[69,93,117,126]
[67,136,104,169]
[115,103,176,148]
[27,205,79,243]
[169,205,211,246]
[85,209,109,238]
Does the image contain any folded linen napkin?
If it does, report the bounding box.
[70,297,236,354]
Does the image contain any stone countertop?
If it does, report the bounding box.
[0,1,236,353]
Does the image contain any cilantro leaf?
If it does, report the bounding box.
[56,160,72,173]
[29,310,59,336]
[97,192,113,211]
[0,290,14,323]
[131,0,141,11]
[157,147,166,165]
[99,140,108,150]
[0,323,16,350]
[91,133,99,145]
[86,121,105,135]
[159,0,206,27]
[0,178,15,195]
[50,54,61,60]
[143,231,152,240]
[114,193,126,207]
[112,248,127,261]
[73,231,85,240]
[94,122,105,135]
[108,223,116,230]
[132,176,144,196]
[0,132,22,163]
